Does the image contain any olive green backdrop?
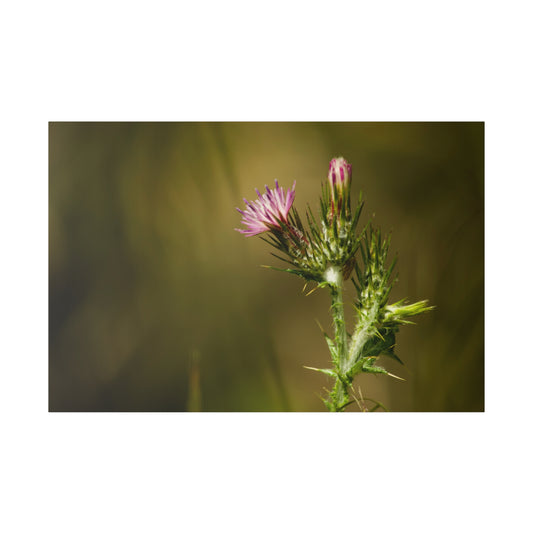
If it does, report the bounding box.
[49,122,484,411]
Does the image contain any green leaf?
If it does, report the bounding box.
[360,330,396,360]
[362,357,388,375]
[323,335,338,364]
[381,350,404,365]
[303,366,338,378]
[261,264,322,282]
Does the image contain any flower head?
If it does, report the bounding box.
[328,157,352,198]
[236,180,296,236]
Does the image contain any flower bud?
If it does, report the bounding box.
[328,157,352,198]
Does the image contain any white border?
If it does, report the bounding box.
[2,2,531,532]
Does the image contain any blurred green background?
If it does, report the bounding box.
[49,122,484,412]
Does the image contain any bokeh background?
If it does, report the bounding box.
[49,122,484,412]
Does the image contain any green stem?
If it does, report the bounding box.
[326,266,348,369]
[325,266,350,411]
[331,378,349,412]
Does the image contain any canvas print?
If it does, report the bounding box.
[49,122,484,411]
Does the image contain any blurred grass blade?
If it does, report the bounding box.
[187,350,202,412]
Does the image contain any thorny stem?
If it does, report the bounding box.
[328,268,347,367]
[326,266,350,411]
[331,378,349,412]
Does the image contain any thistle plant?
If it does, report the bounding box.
[236,157,433,412]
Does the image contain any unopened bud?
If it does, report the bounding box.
[328,157,352,197]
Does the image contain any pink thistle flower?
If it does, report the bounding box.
[236,180,296,236]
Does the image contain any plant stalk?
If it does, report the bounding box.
[326,266,350,411]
